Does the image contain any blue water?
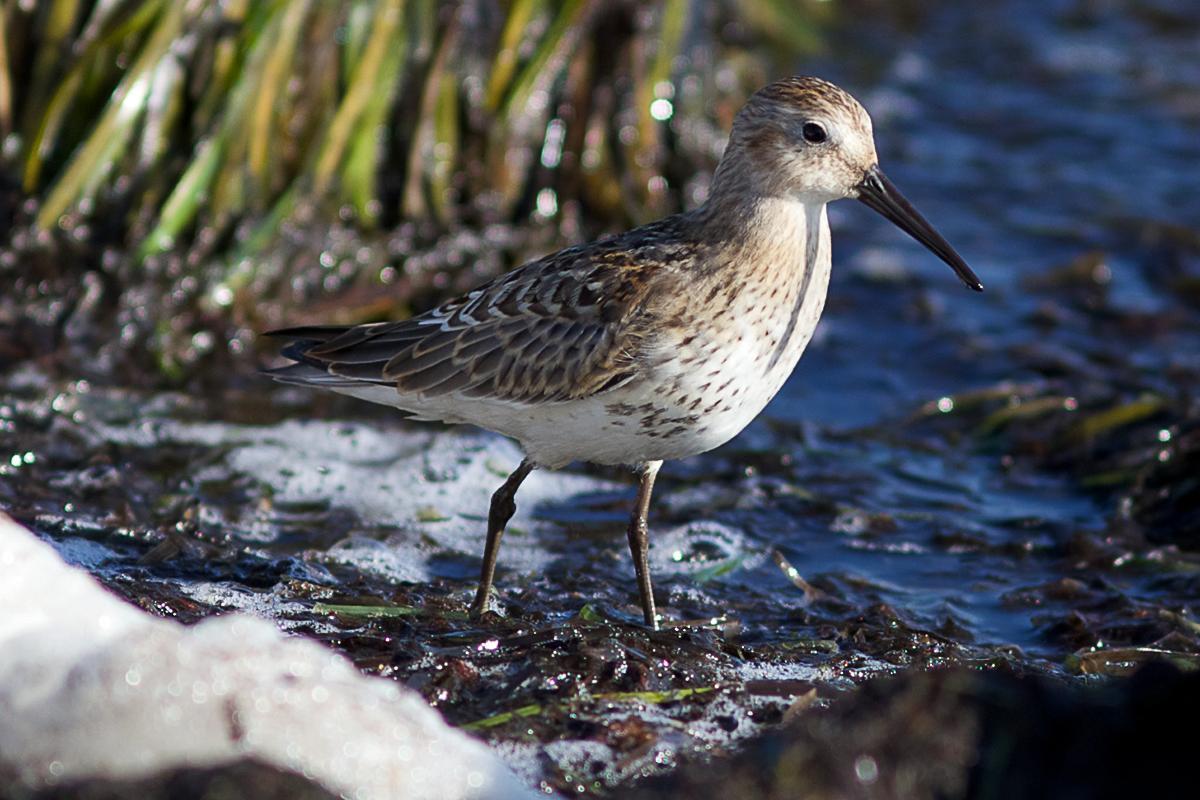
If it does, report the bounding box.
[724,0,1200,657]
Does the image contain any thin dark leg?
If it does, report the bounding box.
[469,459,535,620]
[627,460,662,629]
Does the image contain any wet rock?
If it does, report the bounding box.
[628,663,1200,800]
[1130,421,1200,549]
[9,760,339,800]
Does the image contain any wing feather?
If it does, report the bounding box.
[265,214,700,405]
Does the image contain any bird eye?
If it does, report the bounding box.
[801,122,827,144]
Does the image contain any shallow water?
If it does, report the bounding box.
[4,0,1200,794]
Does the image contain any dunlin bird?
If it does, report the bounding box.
[267,76,982,629]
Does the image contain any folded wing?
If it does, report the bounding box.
[266,254,661,405]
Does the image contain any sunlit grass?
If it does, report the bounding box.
[7,0,828,263]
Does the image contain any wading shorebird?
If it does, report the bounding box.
[267,77,982,629]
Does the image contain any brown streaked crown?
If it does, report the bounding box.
[751,76,865,119]
[710,76,878,206]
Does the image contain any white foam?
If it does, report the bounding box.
[734,656,893,688]
[99,418,619,583]
[176,581,338,634]
[490,689,779,792]
[650,520,766,578]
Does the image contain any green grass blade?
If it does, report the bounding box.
[211,3,290,221]
[343,18,407,223]
[461,686,716,731]
[23,0,83,135]
[137,34,187,169]
[35,2,184,231]
[1067,395,1164,442]
[249,0,312,187]
[312,602,469,620]
[340,1,373,78]
[428,66,459,223]
[193,0,255,131]
[500,0,590,120]
[138,3,289,256]
[137,134,224,257]
[692,554,747,585]
[402,6,457,219]
[461,702,544,731]
[483,0,542,112]
[22,0,165,192]
[313,0,404,195]
[478,0,591,216]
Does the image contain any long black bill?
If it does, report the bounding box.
[856,166,983,291]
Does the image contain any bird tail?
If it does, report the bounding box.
[261,325,374,388]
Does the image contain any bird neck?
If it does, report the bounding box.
[691,185,828,283]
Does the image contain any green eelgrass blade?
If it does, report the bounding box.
[21,0,83,138]
[343,14,407,223]
[36,1,184,231]
[483,0,541,112]
[141,1,295,257]
[500,0,589,120]
[313,0,404,195]
[248,0,312,188]
[22,0,166,192]
[138,134,223,257]
[313,602,469,620]
[462,687,716,731]
[402,4,457,219]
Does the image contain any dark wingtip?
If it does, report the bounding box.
[260,336,328,383]
[260,326,350,380]
[261,325,351,341]
[279,339,318,363]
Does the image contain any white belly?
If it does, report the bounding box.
[330,293,825,468]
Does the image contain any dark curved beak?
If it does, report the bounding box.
[856,166,983,291]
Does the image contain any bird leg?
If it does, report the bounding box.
[627,460,662,629]
[469,459,534,620]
